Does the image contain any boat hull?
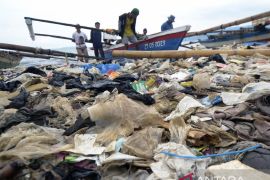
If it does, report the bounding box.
[0,53,22,69]
[200,30,270,48]
[104,25,191,59]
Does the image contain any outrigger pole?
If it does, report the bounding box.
[0,50,79,61]
[35,33,74,41]
[24,17,109,31]
[0,50,50,59]
[0,43,104,60]
[34,33,113,45]
[24,17,117,41]
[187,10,270,37]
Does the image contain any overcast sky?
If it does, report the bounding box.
[0,0,270,49]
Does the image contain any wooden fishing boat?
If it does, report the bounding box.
[0,51,22,69]
[23,12,270,59]
[104,25,191,59]
[199,26,270,48]
[184,11,270,48]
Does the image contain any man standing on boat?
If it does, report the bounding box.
[72,24,89,62]
[118,8,140,49]
[90,22,105,60]
[161,15,175,31]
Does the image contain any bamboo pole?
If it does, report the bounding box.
[0,50,50,59]
[25,17,117,41]
[0,43,104,59]
[0,50,79,61]
[0,43,74,57]
[24,17,107,32]
[187,11,270,37]
[112,49,270,59]
[34,33,112,45]
[35,33,74,41]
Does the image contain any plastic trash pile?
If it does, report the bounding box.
[1,46,270,179]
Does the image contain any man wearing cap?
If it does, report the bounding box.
[90,22,105,60]
[72,24,89,62]
[118,8,140,49]
[161,15,175,31]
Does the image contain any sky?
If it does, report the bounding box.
[0,0,270,49]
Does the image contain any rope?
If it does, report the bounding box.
[160,144,261,159]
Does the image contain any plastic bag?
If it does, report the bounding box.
[122,127,164,158]
[193,73,211,90]
[96,64,120,74]
[165,96,205,121]
[87,94,167,145]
